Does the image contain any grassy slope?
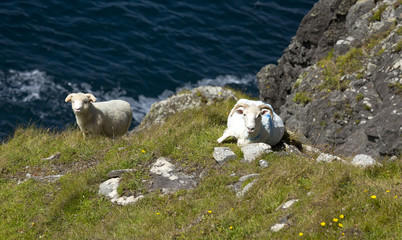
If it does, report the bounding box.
[0,93,401,239]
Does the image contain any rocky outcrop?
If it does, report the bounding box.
[257,0,402,157]
[137,86,237,131]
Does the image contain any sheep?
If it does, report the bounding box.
[217,99,285,146]
[65,93,133,138]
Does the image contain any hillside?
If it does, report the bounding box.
[0,87,401,239]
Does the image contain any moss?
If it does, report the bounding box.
[355,93,364,102]
[388,82,402,95]
[396,26,402,35]
[395,40,402,53]
[370,4,388,22]
[364,104,372,111]
[293,92,312,106]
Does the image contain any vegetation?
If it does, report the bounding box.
[293,92,312,106]
[370,4,388,22]
[0,91,401,239]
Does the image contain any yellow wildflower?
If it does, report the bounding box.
[386,190,390,193]
[339,223,343,228]
[208,210,212,214]
[364,189,368,192]
[394,195,398,199]
[342,232,345,236]
[333,218,338,222]
[156,212,160,215]
[141,149,146,153]
[299,232,304,236]
[320,222,326,226]
[371,195,377,199]
[229,226,233,230]
[339,214,344,219]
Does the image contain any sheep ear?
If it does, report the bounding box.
[65,94,74,102]
[86,94,97,102]
[230,103,248,116]
[258,104,273,117]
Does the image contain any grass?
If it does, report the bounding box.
[1,91,401,239]
[293,92,312,106]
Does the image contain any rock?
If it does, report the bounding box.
[41,174,63,182]
[270,223,287,232]
[259,159,269,168]
[138,86,237,130]
[213,147,237,164]
[241,143,272,163]
[258,0,402,158]
[236,179,257,198]
[316,153,347,163]
[99,178,120,199]
[276,199,299,211]
[98,177,145,206]
[42,152,61,161]
[150,157,197,193]
[233,174,260,198]
[107,169,136,178]
[351,154,382,167]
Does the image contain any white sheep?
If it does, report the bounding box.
[65,93,132,138]
[217,99,285,146]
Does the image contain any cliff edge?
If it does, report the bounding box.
[257,0,402,157]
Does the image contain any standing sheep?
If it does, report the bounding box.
[217,99,285,146]
[65,93,132,138]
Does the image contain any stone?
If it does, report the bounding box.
[270,223,286,232]
[138,86,237,130]
[276,199,299,211]
[241,143,272,163]
[236,179,257,198]
[351,154,381,167]
[150,157,197,193]
[99,178,120,199]
[42,152,61,161]
[233,174,260,198]
[259,159,269,168]
[213,147,237,164]
[107,169,136,178]
[316,153,346,163]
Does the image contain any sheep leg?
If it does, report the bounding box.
[217,128,235,143]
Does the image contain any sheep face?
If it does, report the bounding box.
[233,103,273,136]
[65,93,97,115]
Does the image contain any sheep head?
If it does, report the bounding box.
[231,103,273,135]
[65,93,97,115]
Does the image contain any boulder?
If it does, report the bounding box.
[213,147,237,164]
[241,143,272,163]
[351,154,382,167]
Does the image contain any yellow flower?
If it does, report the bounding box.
[320,222,326,226]
[394,195,398,199]
[342,232,345,236]
[208,210,212,214]
[218,92,222,95]
[339,223,343,228]
[156,212,160,215]
[386,190,390,193]
[371,195,377,199]
[299,232,304,236]
[333,218,338,222]
[364,189,368,192]
[229,226,233,230]
[321,65,325,68]
[339,214,344,219]
[141,149,146,153]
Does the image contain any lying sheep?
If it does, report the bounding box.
[65,93,132,138]
[217,99,285,146]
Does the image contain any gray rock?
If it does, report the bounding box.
[351,154,381,167]
[316,153,347,163]
[233,174,260,197]
[259,159,269,168]
[42,152,61,161]
[138,86,236,130]
[213,147,237,164]
[107,169,136,178]
[241,143,272,163]
[150,157,197,193]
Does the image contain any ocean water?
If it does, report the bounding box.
[0,0,315,140]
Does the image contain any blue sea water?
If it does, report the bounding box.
[0,0,315,140]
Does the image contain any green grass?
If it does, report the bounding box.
[0,91,401,239]
[293,92,312,106]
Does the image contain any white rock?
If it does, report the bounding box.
[236,179,257,198]
[351,154,382,167]
[241,143,272,163]
[99,178,121,199]
[270,223,286,232]
[259,159,269,168]
[276,199,299,211]
[316,153,346,163]
[150,157,177,179]
[213,147,237,164]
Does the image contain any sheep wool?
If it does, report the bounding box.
[65,93,132,138]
